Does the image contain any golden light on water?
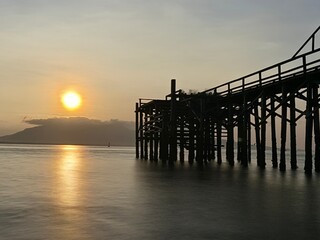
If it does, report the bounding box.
[61,91,82,110]
[56,146,82,206]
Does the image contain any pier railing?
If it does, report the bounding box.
[202,48,320,97]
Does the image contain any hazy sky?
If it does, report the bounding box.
[0,0,319,135]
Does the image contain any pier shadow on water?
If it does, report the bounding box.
[132,157,320,240]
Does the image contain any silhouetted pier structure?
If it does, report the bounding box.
[135,27,320,174]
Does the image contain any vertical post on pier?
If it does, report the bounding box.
[180,116,185,163]
[313,85,320,172]
[260,92,266,169]
[135,102,139,159]
[211,119,216,160]
[242,97,248,167]
[196,121,204,165]
[154,108,159,161]
[270,97,278,168]
[217,121,222,164]
[305,83,313,174]
[188,118,195,164]
[139,102,144,159]
[195,99,204,165]
[169,79,177,164]
[160,113,169,162]
[144,111,149,160]
[226,102,234,166]
[254,104,261,167]
[280,86,287,171]
[237,112,243,163]
[247,110,251,163]
[204,118,210,162]
[149,108,154,162]
[290,92,297,170]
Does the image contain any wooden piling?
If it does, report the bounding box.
[305,84,313,174]
[211,120,216,161]
[149,109,154,161]
[139,106,144,159]
[227,102,234,166]
[254,104,261,167]
[241,97,248,167]
[188,118,195,164]
[247,110,251,164]
[313,85,320,172]
[135,103,139,159]
[204,118,210,161]
[260,92,266,169]
[270,97,278,168]
[237,113,243,163]
[290,92,297,170]
[144,112,149,160]
[160,113,169,161]
[180,116,185,163]
[154,117,159,161]
[169,79,177,163]
[217,121,222,164]
[280,86,287,172]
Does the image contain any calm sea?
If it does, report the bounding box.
[0,144,319,240]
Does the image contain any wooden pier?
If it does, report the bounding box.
[135,27,320,173]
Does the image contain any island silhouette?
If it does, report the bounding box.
[0,117,134,146]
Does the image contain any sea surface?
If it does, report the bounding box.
[0,144,319,240]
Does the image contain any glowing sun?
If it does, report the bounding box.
[61,91,82,110]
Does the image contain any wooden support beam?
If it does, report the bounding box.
[154,118,159,161]
[313,85,320,172]
[204,118,210,162]
[188,118,195,164]
[160,113,169,162]
[169,79,177,163]
[196,121,204,165]
[135,103,139,159]
[217,121,222,164]
[237,112,243,163]
[149,113,154,162]
[227,103,234,166]
[211,120,216,161]
[254,104,261,167]
[242,97,248,167]
[260,92,267,169]
[247,110,251,164]
[196,99,204,165]
[305,83,313,174]
[290,92,297,170]
[280,86,287,172]
[144,112,149,160]
[139,110,144,159]
[270,97,278,168]
[180,116,185,163]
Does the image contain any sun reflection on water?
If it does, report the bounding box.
[56,145,82,206]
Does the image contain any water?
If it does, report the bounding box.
[0,144,319,240]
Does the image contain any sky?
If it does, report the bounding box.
[0,0,319,136]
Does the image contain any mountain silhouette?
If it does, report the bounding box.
[0,117,135,146]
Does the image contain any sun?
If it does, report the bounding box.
[61,91,82,110]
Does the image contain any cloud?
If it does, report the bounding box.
[24,117,103,126]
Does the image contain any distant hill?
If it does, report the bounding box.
[0,117,135,146]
